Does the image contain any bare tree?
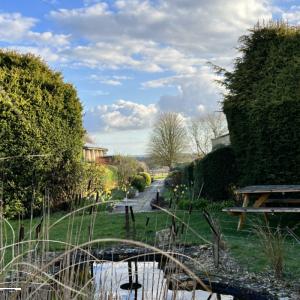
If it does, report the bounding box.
[189,112,228,157]
[148,112,187,168]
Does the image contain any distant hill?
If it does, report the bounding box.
[131,153,198,168]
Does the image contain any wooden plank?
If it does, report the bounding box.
[237,194,249,230]
[266,198,300,204]
[236,185,300,194]
[223,207,300,213]
[253,193,270,208]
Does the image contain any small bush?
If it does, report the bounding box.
[127,187,138,199]
[165,170,182,188]
[139,172,152,186]
[111,188,126,200]
[193,146,238,201]
[131,175,146,192]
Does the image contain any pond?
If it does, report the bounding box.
[93,261,233,300]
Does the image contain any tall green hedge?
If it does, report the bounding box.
[182,162,195,187]
[193,146,237,201]
[223,24,300,185]
[0,50,84,217]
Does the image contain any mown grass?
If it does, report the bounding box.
[4,209,300,279]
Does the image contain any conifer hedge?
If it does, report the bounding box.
[223,24,300,185]
[193,146,237,201]
[0,51,84,217]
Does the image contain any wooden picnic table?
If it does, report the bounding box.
[222,185,300,230]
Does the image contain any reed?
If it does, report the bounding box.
[0,196,214,300]
[253,223,286,279]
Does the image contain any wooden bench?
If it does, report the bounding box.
[223,185,300,230]
[223,207,300,213]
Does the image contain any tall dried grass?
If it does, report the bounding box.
[0,198,214,300]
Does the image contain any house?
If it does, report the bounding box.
[82,143,108,163]
[211,133,230,150]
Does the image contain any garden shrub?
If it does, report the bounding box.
[139,172,152,186]
[131,175,146,192]
[182,162,195,186]
[81,163,117,196]
[165,170,182,188]
[127,187,138,199]
[111,188,126,200]
[223,23,300,185]
[0,50,84,217]
[193,146,238,201]
[113,155,141,189]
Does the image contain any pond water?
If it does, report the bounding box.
[93,261,233,300]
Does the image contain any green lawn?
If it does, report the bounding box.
[3,209,300,279]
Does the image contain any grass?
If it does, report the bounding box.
[1,204,300,299]
[4,208,300,279]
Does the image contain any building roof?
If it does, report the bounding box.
[83,143,108,151]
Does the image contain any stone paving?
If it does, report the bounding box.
[113,179,164,213]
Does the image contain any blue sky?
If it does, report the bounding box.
[0,0,299,154]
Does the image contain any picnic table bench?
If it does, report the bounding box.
[222,185,300,230]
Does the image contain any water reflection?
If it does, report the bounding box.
[94,261,233,300]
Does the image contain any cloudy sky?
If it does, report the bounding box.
[0,0,298,154]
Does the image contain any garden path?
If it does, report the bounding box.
[113,179,164,213]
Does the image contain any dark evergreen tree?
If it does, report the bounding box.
[222,23,300,185]
[0,50,84,217]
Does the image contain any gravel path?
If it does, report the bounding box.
[113,179,164,213]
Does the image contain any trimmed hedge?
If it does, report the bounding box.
[223,23,300,185]
[0,50,84,217]
[182,162,195,187]
[193,146,238,201]
[139,172,152,186]
[131,175,146,192]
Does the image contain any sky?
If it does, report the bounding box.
[0,0,299,155]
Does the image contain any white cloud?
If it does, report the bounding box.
[49,0,272,118]
[0,13,36,41]
[142,66,224,115]
[50,0,271,58]
[282,6,300,24]
[155,67,224,115]
[90,74,132,86]
[100,79,122,86]
[26,31,70,46]
[61,40,166,72]
[84,99,158,132]
[51,2,109,19]
[0,12,70,57]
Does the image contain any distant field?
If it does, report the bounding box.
[152,173,169,180]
